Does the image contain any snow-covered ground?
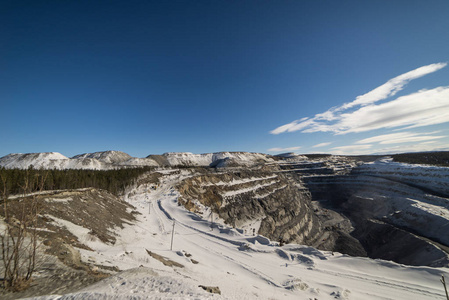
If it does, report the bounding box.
[27,170,449,300]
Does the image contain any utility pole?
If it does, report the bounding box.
[210,211,214,231]
[170,220,175,251]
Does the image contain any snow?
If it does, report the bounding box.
[254,184,287,199]
[44,197,72,203]
[201,175,278,187]
[222,180,279,198]
[0,151,272,170]
[28,170,449,300]
[161,152,274,167]
[72,151,132,164]
[0,152,69,169]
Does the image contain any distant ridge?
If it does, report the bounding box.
[72,150,132,164]
[2,150,448,170]
[0,151,274,170]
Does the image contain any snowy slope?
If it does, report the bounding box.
[72,151,159,168]
[0,151,159,170]
[0,152,118,170]
[0,152,70,169]
[150,152,274,167]
[72,151,133,164]
[0,151,272,170]
[28,170,449,300]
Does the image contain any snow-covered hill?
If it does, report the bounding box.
[0,152,70,169]
[0,151,273,170]
[72,151,133,164]
[19,169,449,300]
[148,152,274,167]
[72,151,159,168]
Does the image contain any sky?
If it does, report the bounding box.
[1,0,449,158]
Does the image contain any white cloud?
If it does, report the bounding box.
[331,145,373,155]
[312,142,332,148]
[282,86,449,135]
[356,131,446,145]
[341,62,447,109]
[267,146,301,153]
[270,119,315,134]
[270,62,448,135]
[334,87,449,134]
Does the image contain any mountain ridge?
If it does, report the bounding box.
[0,150,275,170]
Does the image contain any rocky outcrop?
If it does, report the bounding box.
[177,169,363,254]
[276,155,361,176]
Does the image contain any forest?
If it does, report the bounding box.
[0,166,155,197]
[392,151,449,167]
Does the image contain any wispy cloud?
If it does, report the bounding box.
[267,146,301,153]
[340,62,447,109]
[270,62,448,135]
[329,141,449,155]
[331,144,373,153]
[312,142,332,148]
[355,131,446,145]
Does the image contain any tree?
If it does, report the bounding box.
[442,275,449,300]
[0,169,46,291]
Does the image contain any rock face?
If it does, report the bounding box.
[176,168,364,255]
[301,158,449,267]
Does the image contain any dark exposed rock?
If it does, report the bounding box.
[198,285,221,294]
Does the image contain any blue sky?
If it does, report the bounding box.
[1,0,448,158]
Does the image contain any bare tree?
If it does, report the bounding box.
[442,275,449,300]
[0,170,46,291]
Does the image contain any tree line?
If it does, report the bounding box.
[0,166,155,197]
[392,151,449,167]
